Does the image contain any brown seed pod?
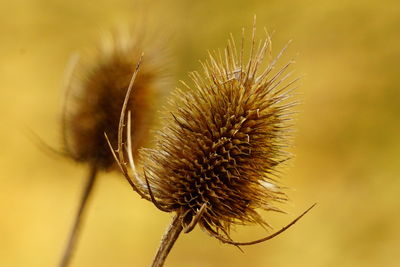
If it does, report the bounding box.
[151,33,295,228]
[63,28,167,170]
[58,28,169,267]
[109,23,314,267]
[126,31,294,230]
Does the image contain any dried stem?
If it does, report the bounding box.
[151,215,183,267]
[59,165,98,267]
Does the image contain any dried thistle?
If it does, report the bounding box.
[109,23,314,267]
[59,28,168,267]
[63,30,166,170]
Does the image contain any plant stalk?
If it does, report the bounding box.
[59,165,98,267]
[151,215,183,267]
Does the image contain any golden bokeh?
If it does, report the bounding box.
[1,0,399,266]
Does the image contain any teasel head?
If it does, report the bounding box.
[58,28,169,267]
[62,28,167,171]
[109,23,314,267]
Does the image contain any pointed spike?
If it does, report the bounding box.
[212,204,316,246]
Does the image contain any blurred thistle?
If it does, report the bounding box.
[63,29,167,169]
[109,21,315,267]
[58,27,168,267]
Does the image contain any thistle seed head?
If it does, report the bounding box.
[132,29,298,239]
[63,29,167,170]
[114,26,300,242]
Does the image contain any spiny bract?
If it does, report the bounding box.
[137,31,297,240]
[63,29,167,170]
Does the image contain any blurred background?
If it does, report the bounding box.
[1,0,399,266]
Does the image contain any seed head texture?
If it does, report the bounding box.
[137,31,298,239]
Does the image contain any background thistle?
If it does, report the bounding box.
[111,24,314,267]
[63,28,167,169]
[59,28,168,267]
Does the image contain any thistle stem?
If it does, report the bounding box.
[59,165,98,267]
[151,215,183,267]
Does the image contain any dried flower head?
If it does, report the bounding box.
[145,30,298,236]
[109,24,314,267]
[58,28,169,267]
[62,29,167,170]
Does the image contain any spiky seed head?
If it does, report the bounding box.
[63,29,167,170]
[139,31,297,238]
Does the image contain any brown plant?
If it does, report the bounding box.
[63,30,166,169]
[59,28,168,267]
[109,22,314,267]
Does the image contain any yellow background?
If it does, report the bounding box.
[1,0,399,266]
